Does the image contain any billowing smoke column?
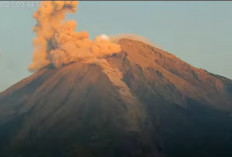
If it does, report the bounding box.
[29,1,135,100]
[29,1,121,71]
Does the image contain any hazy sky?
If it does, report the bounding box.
[0,1,232,92]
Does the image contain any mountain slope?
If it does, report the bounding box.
[107,39,232,157]
[107,39,232,110]
[0,62,160,157]
[0,38,232,157]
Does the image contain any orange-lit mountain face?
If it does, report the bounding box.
[0,38,232,157]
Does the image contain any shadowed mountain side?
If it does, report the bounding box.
[106,39,232,157]
[0,63,163,157]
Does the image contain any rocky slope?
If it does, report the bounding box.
[0,38,232,157]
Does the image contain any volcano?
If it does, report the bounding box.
[0,38,232,157]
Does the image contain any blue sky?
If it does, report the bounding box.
[0,1,232,92]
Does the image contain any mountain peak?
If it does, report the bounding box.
[107,38,232,110]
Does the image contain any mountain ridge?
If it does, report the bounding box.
[107,38,232,110]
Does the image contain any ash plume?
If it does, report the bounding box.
[29,1,121,72]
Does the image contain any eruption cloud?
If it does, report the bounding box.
[28,1,134,100]
[29,1,121,71]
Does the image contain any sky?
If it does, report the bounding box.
[0,1,232,92]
